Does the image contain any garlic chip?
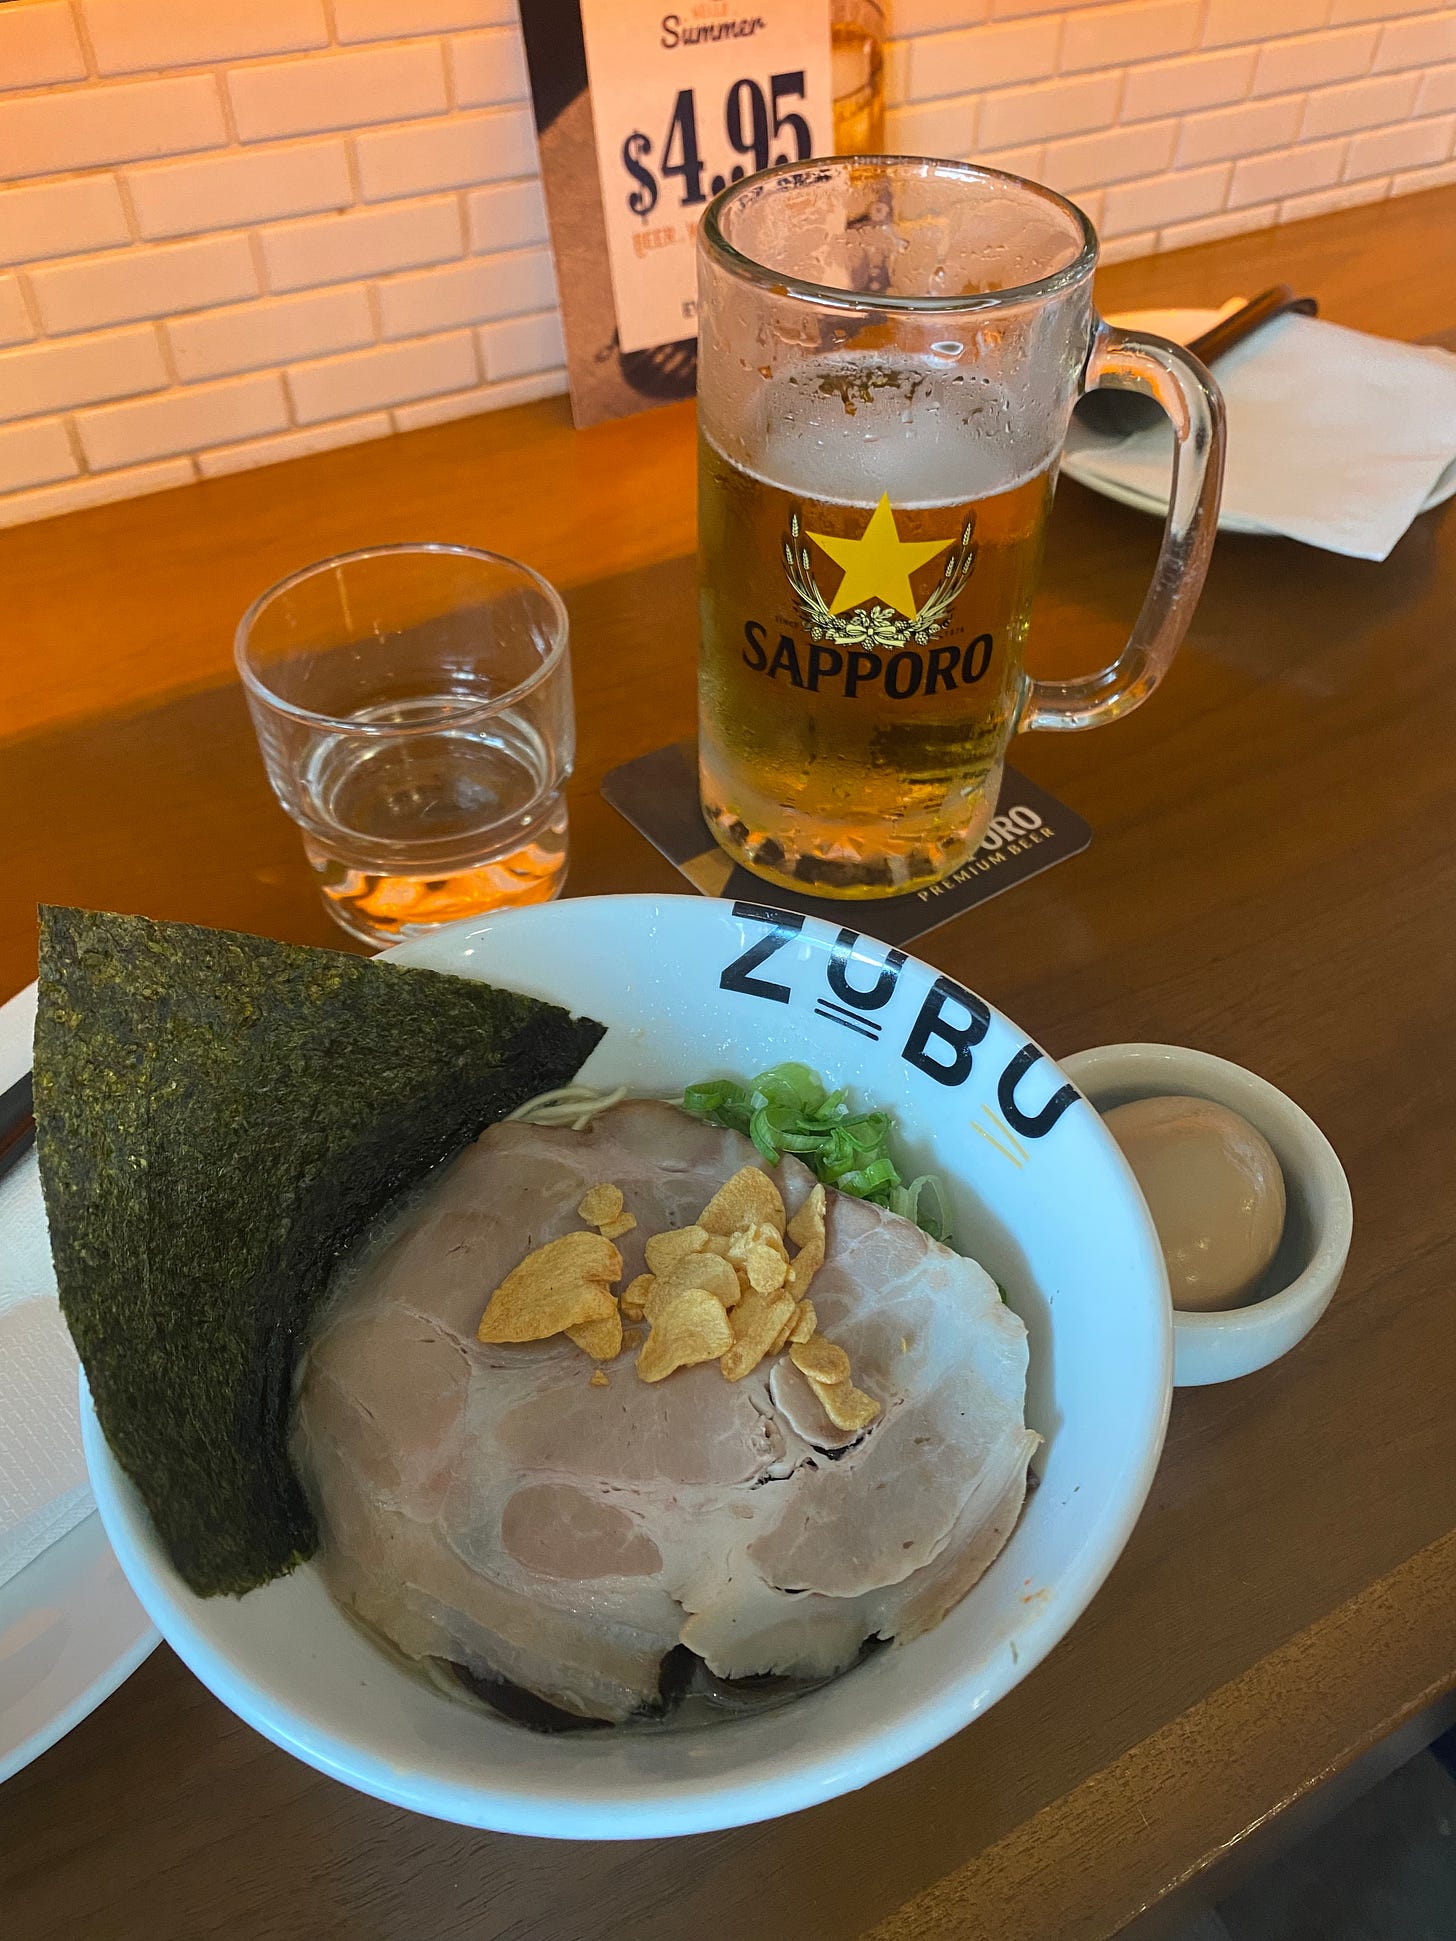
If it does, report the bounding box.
[476,1232,621,1343]
[637,1287,735,1383]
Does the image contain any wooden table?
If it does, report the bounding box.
[3,185,1455,1941]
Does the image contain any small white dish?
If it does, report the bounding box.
[1062,306,1456,530]
[1060,1044,1352,1387]
[80,894,1172,1838]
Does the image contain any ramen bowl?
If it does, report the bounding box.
[81,895,1171,1838]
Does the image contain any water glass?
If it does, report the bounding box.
[236,544,574,948]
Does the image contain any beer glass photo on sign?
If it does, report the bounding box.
[696,158,1226,898]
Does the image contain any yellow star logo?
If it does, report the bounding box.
[807,494,954,619]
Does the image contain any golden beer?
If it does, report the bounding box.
[696,160,1224,899]
[699,353,1055,895]
[831,0,886,155]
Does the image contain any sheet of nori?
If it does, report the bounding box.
[33,906,606,1597]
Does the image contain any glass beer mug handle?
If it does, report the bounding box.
[1018,325,1225,733]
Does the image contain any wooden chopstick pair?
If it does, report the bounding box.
[0,1071,35,1182]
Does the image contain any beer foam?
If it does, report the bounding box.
[737,353,1056,511]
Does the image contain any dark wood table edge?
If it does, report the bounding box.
[861,1530,1456,1940]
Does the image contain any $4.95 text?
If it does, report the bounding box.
[623,71,814,217]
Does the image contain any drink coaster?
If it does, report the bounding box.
[601,740,1090,946]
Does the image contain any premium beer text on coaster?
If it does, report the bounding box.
[601,741,1090,947]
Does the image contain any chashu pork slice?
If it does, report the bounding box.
[293,1102,1036,1723]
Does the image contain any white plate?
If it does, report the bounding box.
[0,984,159,1787]
[0,1502,158,1786]
[1063,307,1456,531]
[82,894,1172,1839]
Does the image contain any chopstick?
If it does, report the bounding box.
[1186,284,1318,367]
[0,1071,35,1181]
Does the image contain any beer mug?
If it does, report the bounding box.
[696,157,1224,898]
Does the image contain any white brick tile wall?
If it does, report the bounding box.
[1122,49,1255,123]
[973,140,1047,175]
[1281,174,1393,218]
[1178,96,1303,166]
[1345,112,1456,174]
[168,287,374,381]
[0,418,77,496]
[262,197,463,292]
[1203,0,1328,49]
[1373,14,1456,69]
[287,331,479,422]
[0,76,226,178]
[355,106,536,200]
[1041,119,1178,193]
[1416,65,1456,116]
[128,142,353,240]
[76,371,289,469]
[196,411,394,476]
[82,0,328,76]
[1329,0,1447,23]
[1159,201,1279,246]
[390,367,564,431]
[1229,135,1347,204]
[449,29,531,108]
[892,0,994,34]
[980,73,1123,146]
[466,179,548,252]
[0,0,1449,528]
[1103,162,1231,234]
[885,96,979,154]
[903,18,1060,100]
[0,2,86,89]
[1252,27,1380,96]
[0,326,168,420]
[0,459,193,529]
[1061,0,1201,74]
[1099,227,1160,262]
[30,235,259,335]
[376,245,556,338]
[0,177,131,264]
[229,44,447,143]
[884,39,912,104]
[1301,71,1421,137]
[482,310,566,381]
[334,0,513,41]
[0,277,33,349]
[1390,156,1456,190]
[1069,185,1106,230]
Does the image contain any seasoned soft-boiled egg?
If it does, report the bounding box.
[1102,1095,1286,1312]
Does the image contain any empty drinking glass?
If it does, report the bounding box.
[237,544,574,948]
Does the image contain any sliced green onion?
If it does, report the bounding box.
[679,1062,952,1245]
[750,1063,823,1112]
[834,1155,900,1197]
[748,1103,788,1163]
[889,1173,952,1244]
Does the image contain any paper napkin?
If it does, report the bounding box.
[1066,312,1456,561]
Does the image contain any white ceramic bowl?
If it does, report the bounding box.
[80,896,1171,1838]
[1060,1044,1352,1387]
